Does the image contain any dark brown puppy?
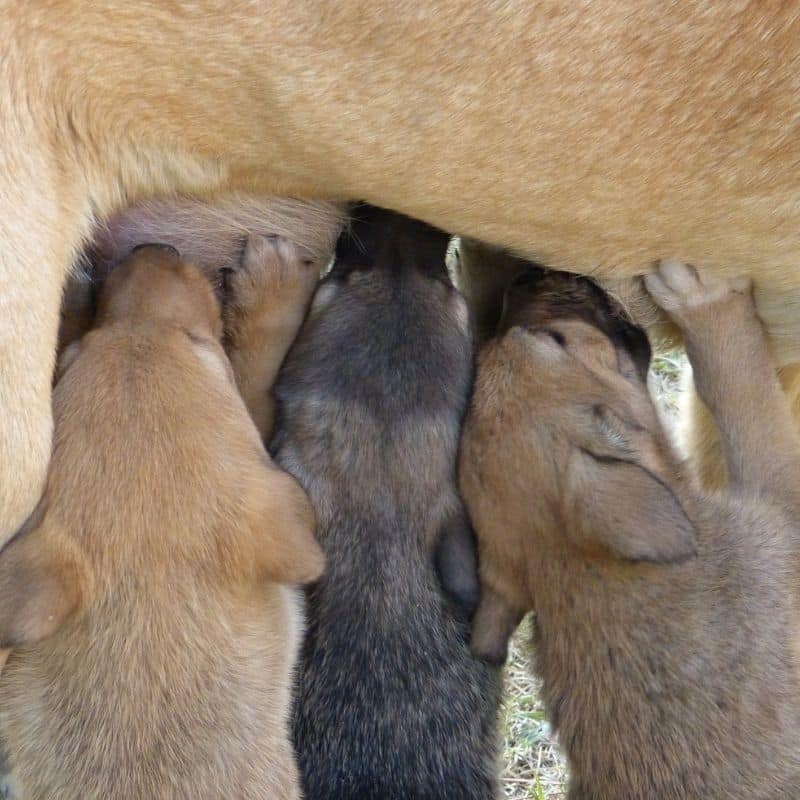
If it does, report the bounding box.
[461,260,800,799]
[0,240,323,800]
[273,205,502,799]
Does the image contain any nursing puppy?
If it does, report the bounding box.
[460,261,800,799]
[0,239,324,799]
[273,205,501,799]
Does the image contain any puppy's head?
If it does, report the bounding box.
[499,266,653,384]
[95,245,222,341]
[331,203,452,282]
[314,204,468,339]
[463,267,695,663]
[293,204,472,417]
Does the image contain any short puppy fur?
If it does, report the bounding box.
[273,205,501,799]
[0,239,324,799]
[460,261,800,799]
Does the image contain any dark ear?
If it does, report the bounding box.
[613,318,652,383]
[470,585,524,665]
[434,510,480,619]
[248,469,325,586]
[565,449,696,563]
[0,513,85,650]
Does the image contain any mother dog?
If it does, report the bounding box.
[3,1,800,541]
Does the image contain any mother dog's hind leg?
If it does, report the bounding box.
[0,127,91,546]
[679,364,800,491]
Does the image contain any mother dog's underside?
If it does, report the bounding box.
[2,0,800,542]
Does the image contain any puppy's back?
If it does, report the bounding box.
[275,207,501,800]
[0,258,310,800]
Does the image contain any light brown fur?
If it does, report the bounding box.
[6,1,800,540]
[460,261,800,799]
[0,239,324,799]
[674,363,800,489]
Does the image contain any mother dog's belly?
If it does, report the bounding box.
[214,2,800,364]
[27,2,800,358]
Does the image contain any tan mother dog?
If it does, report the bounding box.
[0,238,324,799]
[460,261,800,799]
[5,2,800,544]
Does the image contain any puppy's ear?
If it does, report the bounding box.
[470,585,524,665]
[564,449,696,564]
[434,510,479,619]
[0,511,86,650]
[247,469,325,586]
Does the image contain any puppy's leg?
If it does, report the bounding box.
[471,585,524,665]
[434,510,480,620]
[675,379,728,490]
[646,261,800,501]
[224,234,321,439]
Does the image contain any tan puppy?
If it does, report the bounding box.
[460,262,800,799]
[0,239,324,799]
[7,2,800,544]
[56,196,344,357]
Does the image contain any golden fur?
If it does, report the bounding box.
[0,239,324,799]
[459,261,800,798]
[673,363,800,489]
[3,1,800,538]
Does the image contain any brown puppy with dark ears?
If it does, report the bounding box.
[0,238,324,800]
[460,261,800,799]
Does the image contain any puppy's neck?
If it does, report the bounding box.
[95,310,219,349]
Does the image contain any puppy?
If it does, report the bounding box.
[58,197,342,432]
[0,239,324,799]
[272,205,501,799]
[460,261,800,799]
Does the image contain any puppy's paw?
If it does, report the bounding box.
[225,234,320,333]
[645,260,751,328]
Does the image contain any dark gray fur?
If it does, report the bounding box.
[272,205,501,800]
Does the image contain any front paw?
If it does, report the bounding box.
[224,234,321,336]
[645,260,751,329]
